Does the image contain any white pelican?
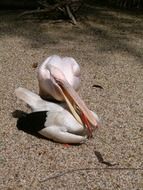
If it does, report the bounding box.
[37,55,80,101]
[37,55,99,136]
[15,88,99,144]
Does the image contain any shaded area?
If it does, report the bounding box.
[0,5,142,62]
[0,0,38,9]
[12,110,48,139]
[0,0,142,9]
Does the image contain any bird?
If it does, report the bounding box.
[37,55,80,101]
[37,55,99,136]
[15,87,99,144]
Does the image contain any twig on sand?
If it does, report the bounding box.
[65,5,77,25]
[94,151,118,166]
[38,167,143,182]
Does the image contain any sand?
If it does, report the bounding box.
[0,5,143,190]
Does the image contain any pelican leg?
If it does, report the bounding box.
[39,126,86,144]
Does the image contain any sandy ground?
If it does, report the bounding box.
[0,5,143,190]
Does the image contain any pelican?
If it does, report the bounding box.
[37,55,80,101]
[37,55,99,136]
[15,88,99,144]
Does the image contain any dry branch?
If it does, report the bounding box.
[65,5,77,24]
[20,0,83,24]
[39,167,143,182]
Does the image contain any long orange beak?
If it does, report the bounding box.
[53,77,98,137]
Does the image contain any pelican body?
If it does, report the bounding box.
[15,88,99,144]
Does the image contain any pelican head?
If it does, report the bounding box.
[37,55,80,101]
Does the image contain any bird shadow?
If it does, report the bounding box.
[12,110,82,146]
[12,110,48,140]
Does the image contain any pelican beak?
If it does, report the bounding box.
[54,77,99,137]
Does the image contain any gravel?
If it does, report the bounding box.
[0,7,143,190]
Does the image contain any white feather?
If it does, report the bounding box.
[15,87,87,144]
